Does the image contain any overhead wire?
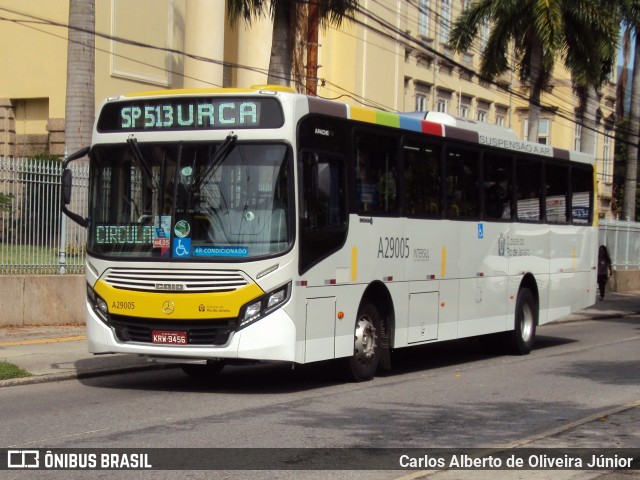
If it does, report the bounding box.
[349,0,625,149]
[0,1,626,152]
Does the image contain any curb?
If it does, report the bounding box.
[0,363,172,389]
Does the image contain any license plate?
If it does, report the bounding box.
[152,330,187,345]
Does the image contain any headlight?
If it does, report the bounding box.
[87,284,109,324]
[239,282,291,329]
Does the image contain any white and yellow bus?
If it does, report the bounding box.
[62,86,597,381]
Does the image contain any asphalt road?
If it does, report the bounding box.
[1,315,638,480]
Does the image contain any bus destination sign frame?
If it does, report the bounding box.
[97,96,285,132]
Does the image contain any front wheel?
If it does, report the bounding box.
[508,288,537,355]
[346,303,382,382]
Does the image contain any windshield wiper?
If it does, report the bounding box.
[126,134,158,190]
[190,132,238,192]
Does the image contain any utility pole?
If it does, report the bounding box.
[306,1,319,96]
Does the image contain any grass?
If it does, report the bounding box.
[0,244,61,265]
[0,361,31,380]
[0,243,85,273]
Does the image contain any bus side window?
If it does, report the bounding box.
[445,146,480,219]
[355,133,398,215]
[515,157,542,222]
[571,166,593,224]
[404,142,441,216]
[483,153,512,220]
[545,163,569,223]
[299,151,347,273]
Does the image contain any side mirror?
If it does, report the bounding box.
[62,169,73,205]
[61,146,90,227]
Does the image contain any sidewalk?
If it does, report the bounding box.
[0,324,156,386]
[1,292,639,386]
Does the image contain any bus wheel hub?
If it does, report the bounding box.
[354,316,377,363]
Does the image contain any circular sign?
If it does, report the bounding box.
[174,220,191,238]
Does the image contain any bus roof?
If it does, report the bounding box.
[102,86,593,164]
[304,95,593,164]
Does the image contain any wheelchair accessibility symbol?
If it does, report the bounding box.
[173,238,191,258]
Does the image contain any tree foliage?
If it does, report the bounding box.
[449,0,617,143]
[226,0,358,88]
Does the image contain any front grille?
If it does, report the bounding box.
[110,316,235,346]
[102,268,249,293]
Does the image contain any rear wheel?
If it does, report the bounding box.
[181,361,225,379]
[346,303,381,382]
[508,288,537,355]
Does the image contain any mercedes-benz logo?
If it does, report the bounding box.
[162,300,175,315]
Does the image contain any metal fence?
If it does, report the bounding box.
[0,156,88,274]
[598,219,640,270]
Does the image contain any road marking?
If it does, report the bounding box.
[0,336,86,347]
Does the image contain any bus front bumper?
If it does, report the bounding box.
[86,302,297,363]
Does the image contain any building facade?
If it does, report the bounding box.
[0,0,617,217]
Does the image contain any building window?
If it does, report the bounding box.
[538,119,549,145]
[436,90,451,113]
[416,94,427,111]
[524,118,550,144]
[459,95,471,119]
[495,106,507,127]
[603,130,612,181]
[440,0,451,44]
[476,100,490,123]
[480,20,490,51]
[575,123,581,151]
[418,0,429,37]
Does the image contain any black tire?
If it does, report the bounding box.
[508,288,537,355]
[181,361,225,379]
[346,303,382,382]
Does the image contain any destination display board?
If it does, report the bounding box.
[97,96,284,132]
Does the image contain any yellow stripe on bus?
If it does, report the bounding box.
[441,246,447,278]
[93,281,264,320]
[351,245,358,282]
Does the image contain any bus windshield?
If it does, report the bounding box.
[87,141,292,260]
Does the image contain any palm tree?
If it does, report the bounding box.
[64,0,95,157]
[567,1,618,157]
[449,0,617,144]
[619,0,640,220]
[60,0,94,273]
[226,0,358,89]
[616,24,632,121]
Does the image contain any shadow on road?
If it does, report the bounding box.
[76,332,579,395]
